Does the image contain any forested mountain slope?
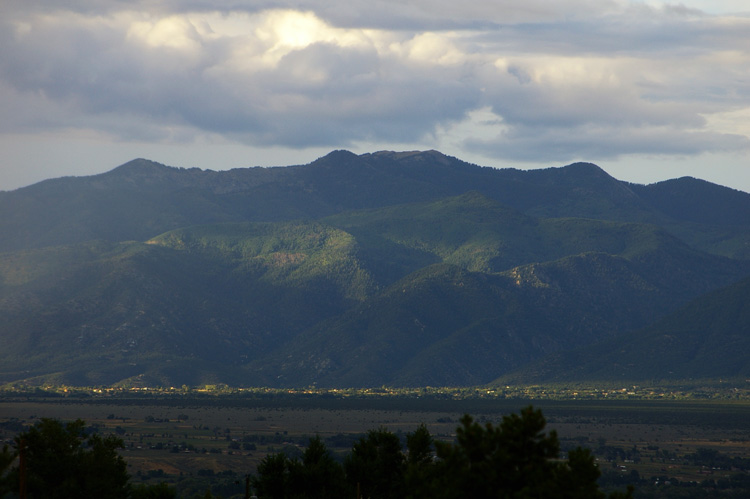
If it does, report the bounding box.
[1,151,749,387]
[496,276,750,384]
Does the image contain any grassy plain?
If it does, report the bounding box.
[1,388,749,496]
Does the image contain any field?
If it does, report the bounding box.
[1,390,749,497]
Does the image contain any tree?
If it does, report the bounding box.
[9,418,129,499]
[405,423,434,499]
[427,407,631,499]
[252,452,289,499]
[129,482,178,499]
[344,428,405,499]
[406,423,433,467]
[252,436,345,499]
[0,444,15,497]
[291,435,345,498]
[250,407,631,499]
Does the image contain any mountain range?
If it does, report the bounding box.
[1,150,748,387]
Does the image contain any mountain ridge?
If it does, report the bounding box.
[3,150,748,257]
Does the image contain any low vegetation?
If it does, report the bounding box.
[1,406,637,499]
[1,387,749,497]
[252,407,633,498]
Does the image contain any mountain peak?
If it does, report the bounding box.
[317,150,360,162]
[633,175,750,227]
[305,150,369,172]
[367,149,455,164]
[108,158,171,175]
[560,162,612,178]
[93,158,214,192]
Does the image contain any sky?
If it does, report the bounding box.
[1,0,749,192]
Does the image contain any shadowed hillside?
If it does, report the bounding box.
[496,276,750,384]
[1,151,749,387]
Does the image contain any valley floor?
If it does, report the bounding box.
[1,387,749,497]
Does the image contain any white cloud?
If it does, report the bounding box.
[705,107,750,137]
[0,0,749,190]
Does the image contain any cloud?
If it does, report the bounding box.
[0,1,748,166]
[464,122,750,163]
